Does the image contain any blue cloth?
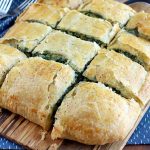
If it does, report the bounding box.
[0,0,150,149]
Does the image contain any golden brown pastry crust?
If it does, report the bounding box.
[0,57,75,130]
[17,3,68,28]
[0,22,52,52]
[33,30,100,72]
[79,0,135,26]
[138,72,150,105]
[38,0,91,9]
[0,44,26,86]
[109,30,150,71]
[126,12,150,40]
[57,10,120,44]
[83,49,147,105]
[51,82,141,145]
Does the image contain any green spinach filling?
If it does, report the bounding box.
[113,49,144,67]
[52,75,79,122]
[17,46,32,57]
[104,84,126,98]
[27,20,59,28]
[81,11,104,20]
[34,51,68,64]
[126,28,139,37]
[59,29,105,46]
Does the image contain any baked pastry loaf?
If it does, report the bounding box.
[0,57,75,130]
[17,3,68,28]
[0,44,26,86]
[108,30,150,71]
[57,10,120,45]
[33,30,100,72]
[79,0,135,26]
[0,22,52,53]
[0,0,149,146]
[51,82,141,145]
[126,12,150,40]
[83,49,147,105]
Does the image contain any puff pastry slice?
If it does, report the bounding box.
[0,57,75,130]
[57,10,120,45]
[83,49,147,105]
[79,0,135,26]
[17,3,68,28]
[51,82,141,145]
[0,22,52,53]
[0,44,26,86]
[33,30,100,72]
[126,12,150,40]
[109,30,150,71]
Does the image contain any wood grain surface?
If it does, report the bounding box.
[124,145,150,150]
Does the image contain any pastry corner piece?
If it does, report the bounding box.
[17,3,68,28]
[126,11,150,40]
[83,48,148,105]
[79,0,136,26]
[0,57,75,130]
[51,82,141,145]
[0,44,26,86]
[0,21,52,53]
[108,30,150,71]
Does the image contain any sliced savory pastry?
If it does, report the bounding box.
[0,57,75,130]
[83,49,147,105]
[0,44,26,86]
[57,10,120,45]
[108,30,150,71]
[38,0,90,9]
[126,11,150,40]
[79,0,135,26]
[33,30,100,72]
[17,3,68,28]
[0,22,52,53]
[51,82,141,145]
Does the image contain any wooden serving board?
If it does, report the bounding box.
[0,1,150,150]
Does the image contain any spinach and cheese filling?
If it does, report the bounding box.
[57,10,120,45]
[33,30,100,73]
[58,29,104,46]
[83,49,147,105]
[0,22,52,53]
[0,57,76,130]
[0,44,26,86]
[79,0,135,26]
[17,3,68,28]
[82,11,104,19]
[113,49,144,67]
[126,12,150,40]
[108,30,150,71]
[51,81,141,145]
[34,52,68,64]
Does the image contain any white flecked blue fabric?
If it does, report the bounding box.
[0,0,149,149]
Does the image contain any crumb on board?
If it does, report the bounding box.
[40,130,47,141]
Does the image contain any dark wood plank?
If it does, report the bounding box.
[124,145,150,150]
